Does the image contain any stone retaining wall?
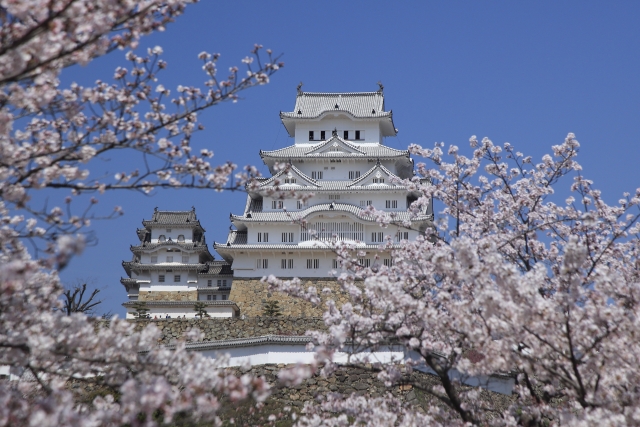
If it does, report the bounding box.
[132,317,327,344]
[229,278,354,317]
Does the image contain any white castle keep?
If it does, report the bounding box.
[214,85,433,277]
[121,86,433,318]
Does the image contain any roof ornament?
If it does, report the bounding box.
[297,81,303,95]
[377,81,384,93]
[332,128,337,137]
[329,202,335,210]
[297,109,302,115]
[376,158,381,165]
[372,109,376,114]
[154,207,158,212]
[334,104,339,109]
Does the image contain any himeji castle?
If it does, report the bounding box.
[214,85,433,279]
[120,85,433,318]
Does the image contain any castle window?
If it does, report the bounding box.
[281,232,294,243]
[355,130,362,140]
[174,275,181,282]
[396,231,409,242]
[151,256,158,263]
[177,234,185,242]
[372,178,385,184]
[385,200,398,209]
[358,259,371,268]
[257,232,269,242]
[284,177,296,184]
[223,279,227,286]
[207,294,212,301]
[222,295,228,300]
[213,294,217,300]
[328,195,340,200]
[182,255,189,263]
[349,171,361,179]
[257,259,268,269]
[281,259,293,269]
[320,130,326,139]
[343,130,349,139]
[166,256,173,262]
[332,259,338,269]
[271,200,283,209]
[159,235,166,242]
[207,280,212,286]
[166,229,171,232]
[311,171,323,179]
[383,259,393,267]
[159,275,165,282]
[309,130,314,141]
[306,259,320,269]
[360,200,372,207]
[371,232,384,243]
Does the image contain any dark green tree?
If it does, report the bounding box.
[194,302,208,319]
[131,301,150,319]
[262,300,282,317]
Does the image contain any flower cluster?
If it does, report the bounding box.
[0,1,282,425]
[273,134,640,425]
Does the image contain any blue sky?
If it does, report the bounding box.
[56,1,640,316]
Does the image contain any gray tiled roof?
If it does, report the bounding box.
[199,261,234,276]
[281,92,390,119]
[122,261,206,276]
[215,242,402,251]
[142,208,204,230]
[231,203,432,224]
[260,140,408,159]
[258,164,320,188]
[254,165,412,194]
[130,242,210,253]
[177,335,312,351]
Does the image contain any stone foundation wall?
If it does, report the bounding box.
[132,317,327,344]
[138,290,197,302]
[229,278,355,317]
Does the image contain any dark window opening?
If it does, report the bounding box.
[355,130,361,140]
[320,130,326,140]
[309,131,314,141]
[343,130,349,139]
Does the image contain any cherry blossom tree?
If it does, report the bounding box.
[270,134,640,426]
[0,1,281,425]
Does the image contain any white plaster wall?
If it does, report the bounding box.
[196,344,514,395]
[294,117,382,145]
[291,159,398,180]
[263,191,410,214]
[125,306,235,319]
[140,248,198,263]
[229,248,395,278]
[150,227,193,243]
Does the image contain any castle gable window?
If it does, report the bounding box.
[158,235,166,242]
[177,234,185,242]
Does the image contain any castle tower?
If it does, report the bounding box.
[121,208,238,318]
[215,87,433,291]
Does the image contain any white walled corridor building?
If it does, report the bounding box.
[214,86,433,278]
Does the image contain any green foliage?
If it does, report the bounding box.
[131,301,150,319]
[194,302,208,319]
[262,300,282,317]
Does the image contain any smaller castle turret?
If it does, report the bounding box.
[121,208,238,319]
